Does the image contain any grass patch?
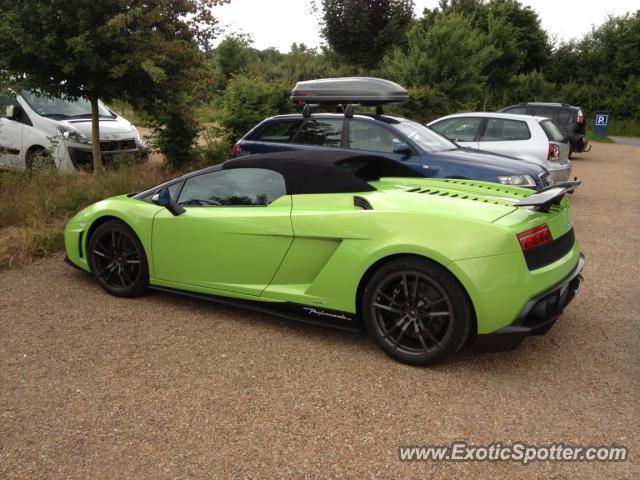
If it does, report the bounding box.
[0,164,178,270]
[586,131,614,144]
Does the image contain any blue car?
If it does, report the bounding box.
[232,113,552,190]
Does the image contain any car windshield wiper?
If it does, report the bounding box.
[69,113,116,119]
[40,113,70,119]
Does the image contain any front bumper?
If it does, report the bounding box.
[474,252,584,352]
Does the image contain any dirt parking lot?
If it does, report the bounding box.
[1,143,638,478]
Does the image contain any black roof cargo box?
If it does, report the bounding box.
[291,77,409,106]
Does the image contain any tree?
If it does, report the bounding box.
[421,0,550,74]
[210,34,257,89]
[0,0,228,172]
[316,0,415,68]
[384,13,499,110]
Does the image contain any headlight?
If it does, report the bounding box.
[497,175,536,187]
[57,125,91,145]
[130,124,145,147]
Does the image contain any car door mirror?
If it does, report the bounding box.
[5,105,15,119]
[151,187,185,216]
[393,143,412,157]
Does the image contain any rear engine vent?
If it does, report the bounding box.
[405,186,512,206]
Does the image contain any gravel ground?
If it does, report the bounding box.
[1,143,638,479]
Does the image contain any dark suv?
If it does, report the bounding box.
[233,113,553,190]
[500,102,590,156]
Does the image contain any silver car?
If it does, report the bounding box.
[428,112,572,183]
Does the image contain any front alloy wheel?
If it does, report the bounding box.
[88,220,149,297]
[363,258,472,365]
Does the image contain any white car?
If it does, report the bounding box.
[0,91,144,172]
[428,112,572,183]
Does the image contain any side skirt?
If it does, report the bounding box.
[149,285,362,332]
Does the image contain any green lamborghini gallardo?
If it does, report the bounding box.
[64,151,584,365]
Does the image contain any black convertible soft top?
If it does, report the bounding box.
[223,150,422,195]
[134,150,424,200]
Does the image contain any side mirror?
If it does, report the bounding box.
[393,143,413,157]
[5,105,15,119]
[151,187,185,216]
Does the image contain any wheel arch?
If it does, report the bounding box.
[355,253,477,337]
[85,214,151,268]
[26,144,47,156]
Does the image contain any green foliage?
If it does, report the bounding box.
[386,86,451,123]
[200,125,233,165]
[544,11,640,122]
[422,0,549,75]
[209,33,258,89]
[317,0,415,68]
[384,13,499,110]
[217,76,294,142]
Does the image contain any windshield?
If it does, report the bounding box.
[21,91,113,119]
[394,121,458,153]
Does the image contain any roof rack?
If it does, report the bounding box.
[292,77,408,118]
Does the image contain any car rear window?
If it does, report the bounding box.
[539,120,566,142]
[482,118,531,141]
[503,107,527,115]
[293,119,343,148]
[255,120,303,143]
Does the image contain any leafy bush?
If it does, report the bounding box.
[199,124,233,165]
[217,75,294,142]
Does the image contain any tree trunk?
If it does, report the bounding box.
[483,88,488,112]
[90,97,103,174]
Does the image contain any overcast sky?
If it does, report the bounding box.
[214,0,637,52]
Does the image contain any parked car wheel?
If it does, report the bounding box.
[362,257,473,365]
[88,220,149,297]
[25,147,54,172]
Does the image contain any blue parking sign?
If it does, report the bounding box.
[594,111,610,136]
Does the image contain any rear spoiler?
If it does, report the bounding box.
[515,181,581,212]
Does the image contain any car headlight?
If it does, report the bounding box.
[497,175,537,187]
[130,124,145,147]
[57,125,91,145]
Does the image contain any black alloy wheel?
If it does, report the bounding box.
[363,257,473,365]
[88,220,149,297]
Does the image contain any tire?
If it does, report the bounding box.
[362,257,473,366]
[26,147,55,172]
[87,220,149,297]
[568,146,574,159]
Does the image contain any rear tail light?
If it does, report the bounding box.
[230,143,241,157]
[548,143,560,161]
[577,115,584,124]
[517,224,553,252]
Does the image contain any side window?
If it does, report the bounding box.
[532,107,555,118]
[555,108,572,124]
[482,119,531,141]
[177,168,286,207]
[430,117,482,142]
[294,119,342,147]
[348,120,405,153]
[503,107,527,115]
[255,120,303,143]
[0,96,17,118]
